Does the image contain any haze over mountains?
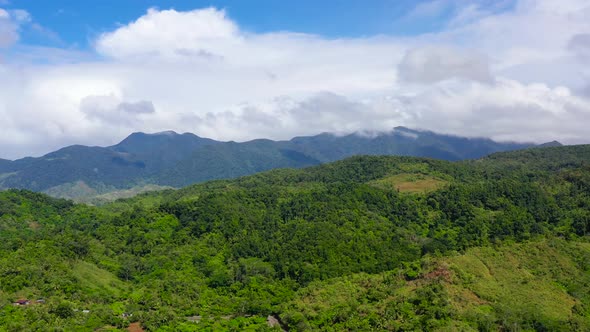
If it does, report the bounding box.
[0,127,554,201]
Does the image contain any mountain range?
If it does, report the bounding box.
[0,127,553,200]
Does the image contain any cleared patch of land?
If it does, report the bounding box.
[369,173,448,193]
[445,240,585,326]
[88,184,173,204]
[282,239,590,331]
[71,261,126,297]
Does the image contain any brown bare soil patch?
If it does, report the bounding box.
[424,266,452,282]
[127,322,144,332]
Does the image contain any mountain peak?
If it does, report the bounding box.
[537,141,563,148]
[127,130,179,138]
[113,131,183,154]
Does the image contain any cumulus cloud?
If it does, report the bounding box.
[176,81,590,145]
[399,80,590,143]
[187,93,406,141]
[96,7,238,60]
[81,96,155,125]
[398,46,493,83]
[1,1,590,159]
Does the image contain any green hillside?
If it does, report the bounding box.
[282,239,590,331]
[0,145,589,331]
[0,128,534,201]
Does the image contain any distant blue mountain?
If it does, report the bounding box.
[0,127,549,198]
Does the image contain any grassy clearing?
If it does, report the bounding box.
[282,238,590,331]
[88,184,173,205]
[369,173,448,193]
[44,181,99,199]
[446,240,587,328]
[71,261,127,298]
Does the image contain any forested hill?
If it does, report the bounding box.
[1,145,589,331]
[0,127,536,201]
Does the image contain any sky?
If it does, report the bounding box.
[0,0,589,159]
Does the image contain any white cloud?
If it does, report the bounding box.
[398,46,493,83]
[1,1,590,159]
[0,8,61,51]
[9,9,30,23]
[0,8,19,47]
[96,7,238,60]
[399,79,590,143]
[169,80,590,145]
[80,95,155,125]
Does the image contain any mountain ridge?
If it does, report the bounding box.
[0,127,557,200]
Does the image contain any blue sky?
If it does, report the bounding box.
[6,0,511,49]
[0,0,589,159]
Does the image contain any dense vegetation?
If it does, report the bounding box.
[0,145,589,331]
[0,127,534,201]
